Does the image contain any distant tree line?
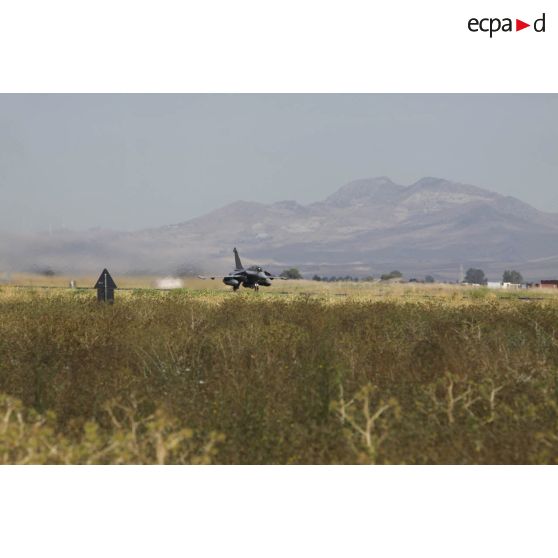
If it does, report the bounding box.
[463,268,524,285]
[25,265,58,276]
[465,268,486,284]
[312,272,437,283]
[380,270,402,281]
[502,269,523,283]
[312,275,363,282]
[280,268,303,279]
[281,266,526,285]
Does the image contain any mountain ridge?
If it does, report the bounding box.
[2,177,558,280]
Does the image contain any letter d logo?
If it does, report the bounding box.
[534,13,546,32]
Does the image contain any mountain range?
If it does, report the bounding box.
[2,177,558,281]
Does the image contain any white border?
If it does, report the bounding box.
[0,0,555,92]
[1,465,556,557]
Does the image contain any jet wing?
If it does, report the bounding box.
[197,274,247,280]
[263,272,288,280]
[198,275,224,280]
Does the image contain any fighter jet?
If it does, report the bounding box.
[199,248,285,291]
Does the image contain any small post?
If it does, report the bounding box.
[94,268,117,303]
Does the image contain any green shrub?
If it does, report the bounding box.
[1,290,558,463]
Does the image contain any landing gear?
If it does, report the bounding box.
[233,285,240,291]
[254,284,260,292]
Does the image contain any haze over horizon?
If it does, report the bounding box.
[1,94,557,233]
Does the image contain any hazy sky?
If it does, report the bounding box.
[1,94,557,232]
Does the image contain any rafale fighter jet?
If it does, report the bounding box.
[199,248,285,291]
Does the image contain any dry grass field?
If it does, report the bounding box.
[1,276,558,464]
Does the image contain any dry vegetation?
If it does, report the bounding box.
[1,281,558,464]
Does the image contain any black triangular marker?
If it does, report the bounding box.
[94,268,117,290]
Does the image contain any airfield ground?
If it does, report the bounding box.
[7,272,558,300]
[1,277,558,464]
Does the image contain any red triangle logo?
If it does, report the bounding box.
[516,19,530,31]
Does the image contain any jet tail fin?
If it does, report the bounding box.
[233,247,243,270]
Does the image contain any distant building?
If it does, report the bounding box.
[502,282,521,289]
[487,281,522,289]
[539,280,558,289]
